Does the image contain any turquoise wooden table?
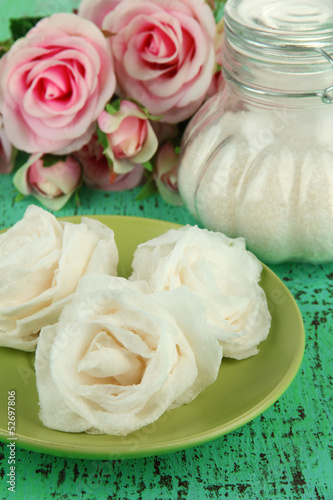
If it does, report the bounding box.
[0,3,332,499]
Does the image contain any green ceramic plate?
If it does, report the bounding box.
[0,215,305,460]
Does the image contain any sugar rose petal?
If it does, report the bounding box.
[0,206,118,351]
[35,275,222,435]
[130,225,271,359]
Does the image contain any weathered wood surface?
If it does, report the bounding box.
[0,176,332,500]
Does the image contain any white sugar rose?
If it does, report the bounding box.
[35,274,222,435]
[0,205,118,351]
[130,225,271,359]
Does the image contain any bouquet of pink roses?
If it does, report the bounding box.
[0,0,225,210]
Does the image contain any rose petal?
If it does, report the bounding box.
[0,206,119,351]
[35,274,221,435]
[130,225,271,359]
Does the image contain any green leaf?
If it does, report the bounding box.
[135,179,157,201]
[144,111,163,122]
[213,1,225,23]
[136,103,163,121]
[9,17,43,41]
[74,189,81,207]
[96,125,109,151]
[122,98,163,121]
[106,155,114,168]
[0,38,13,57]
[96,125,114,166]
[13,150,30,171]
[42,154,68,168]
[106,99,121,115]
[174,146,181,155]
[14,192,25,203]
[142,161,153,172]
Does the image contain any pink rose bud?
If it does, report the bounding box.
[154,142,183,206]
[1,13,116,155]
[13,153,82,210]
[76,134,145,191]
[102,0,217,123]
[0,116,15,174]
[97,100,158,174]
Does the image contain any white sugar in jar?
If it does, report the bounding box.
[178,0,333,263]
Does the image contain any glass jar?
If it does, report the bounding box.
[178,0,333,263]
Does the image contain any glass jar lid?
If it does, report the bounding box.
[224,0,333,49]
[222,0,333,101]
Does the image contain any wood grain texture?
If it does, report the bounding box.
[0,2,332,498]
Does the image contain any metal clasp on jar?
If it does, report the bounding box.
[317,49,333,104]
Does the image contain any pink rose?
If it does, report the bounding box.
[1,13,116,155]
[77,134,145,191]
[154,142,183,206]
[97,100,158,173]
[0,115,15,174]
[0,56,15,174]
[102,0,217,123]
[13,153,82,210]
[78,0,122,28]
